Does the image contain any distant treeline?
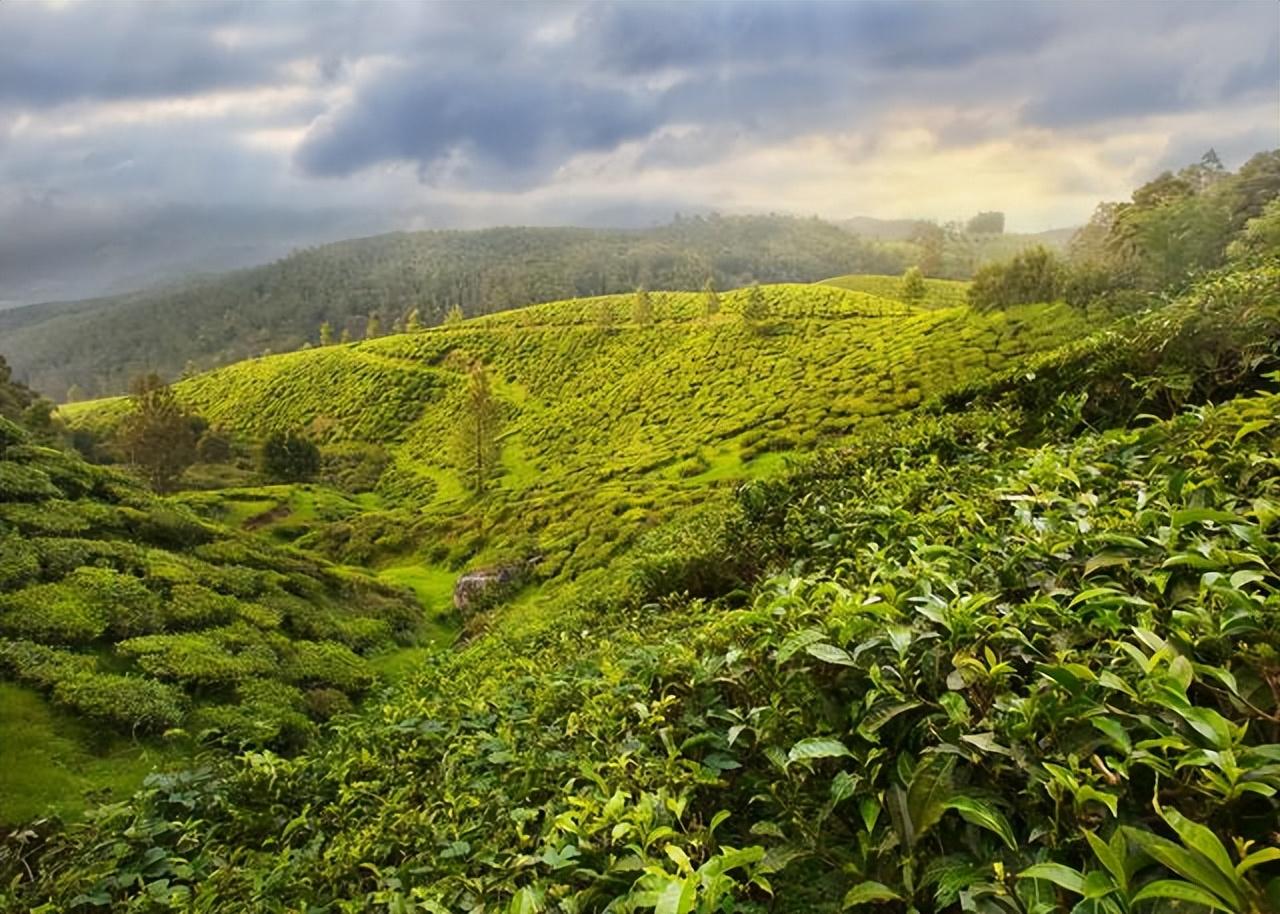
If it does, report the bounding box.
[2,215,912,399]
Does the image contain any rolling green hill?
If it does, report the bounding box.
[64,280,1098,586]
[10,257,1280,913]
[0,407,421,822]
[0,216,912,401]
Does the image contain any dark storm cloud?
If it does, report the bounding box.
[0,2,279,106]
[295,64,661,187]
[577,1,1060,74]
[284,1,1276,184]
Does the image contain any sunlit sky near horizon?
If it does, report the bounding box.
[0,0,1276,302]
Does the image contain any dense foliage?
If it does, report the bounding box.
[0,215,911,399]
[0,410,419,775]
[259,430,321,484]
[6,258,1279,913]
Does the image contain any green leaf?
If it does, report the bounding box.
[654,876,697,914]
[508,887,542,914]
[1233,419,1272,445]
[805,642,857,666]
[1017,863,1086,895]
[1131,879,1234,912]
[960,731,1012,756]
[1159,808,1237,890]
[842,880,903,908]
[943,795,1016,850]
[1124,828,1241,910]
[856,700,922,740]
[1171,508,1240,529]
[1089,717,1132,753]
[1084,552,1133,576]
[776,629,826,664]
[1229,569,1266,589]
[1084,830,1127,893]
[787,737,852,764]
[906,755,954,846]
[1237,846,1280,876]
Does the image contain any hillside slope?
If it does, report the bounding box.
[11,261,1280,913]
[65,281,1096,582]
[1,216,910,400]
[0,409,421,822]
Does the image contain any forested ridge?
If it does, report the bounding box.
[1,215,911,400]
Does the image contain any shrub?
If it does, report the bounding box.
[35,537,148,578]
[0,460,60,500]
[52,670,187,732]
[319,441,391,492]
[0,638,96,688]
[121,505,214,549]
[0,536,40,590]
[166,583,239,629]
[968,245,1064,311]
[282,640,376,693]
[260,429,320,483]
[0,580,110,644]
[304,686,353,720]
[119,630,277,688]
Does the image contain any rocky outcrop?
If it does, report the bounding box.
[452,562,530,614]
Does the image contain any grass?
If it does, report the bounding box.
[368,563,460,677]
[0,682,183,824]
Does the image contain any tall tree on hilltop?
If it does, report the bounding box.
[900,266,926,305]
[444,304,465,325]
[118,373,197,492]
[633,286,653,325]
[319,321,334,346]
[452,360,502,494]
[702,278,720,317]
[405,308,423,332]
[364,313,382,340]
[742,282,770,323]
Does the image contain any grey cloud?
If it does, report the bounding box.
[0,0,1275,306]
[295,65,661,187]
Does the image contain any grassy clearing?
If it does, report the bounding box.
[0,683,184,824]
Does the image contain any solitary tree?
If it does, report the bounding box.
[259,429,320,482]
[452,360,502,494]
[900,266,926,305]
[633,286,653,325]
[339,327,352,344]
[597,299,616,330]
[319,321,334,346]
[702,278,720,317]
[118,373,197,492]
[742,282,769,323]
[196,426,232,464]
[364,313,382,339]
[444,304,465,325]
[405,308,423,333]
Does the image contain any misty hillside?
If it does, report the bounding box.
[2,215,914,400]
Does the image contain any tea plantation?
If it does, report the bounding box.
[7,259,1279,912]
[64,281,1096,585]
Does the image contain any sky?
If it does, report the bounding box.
[0,0,1277,304]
